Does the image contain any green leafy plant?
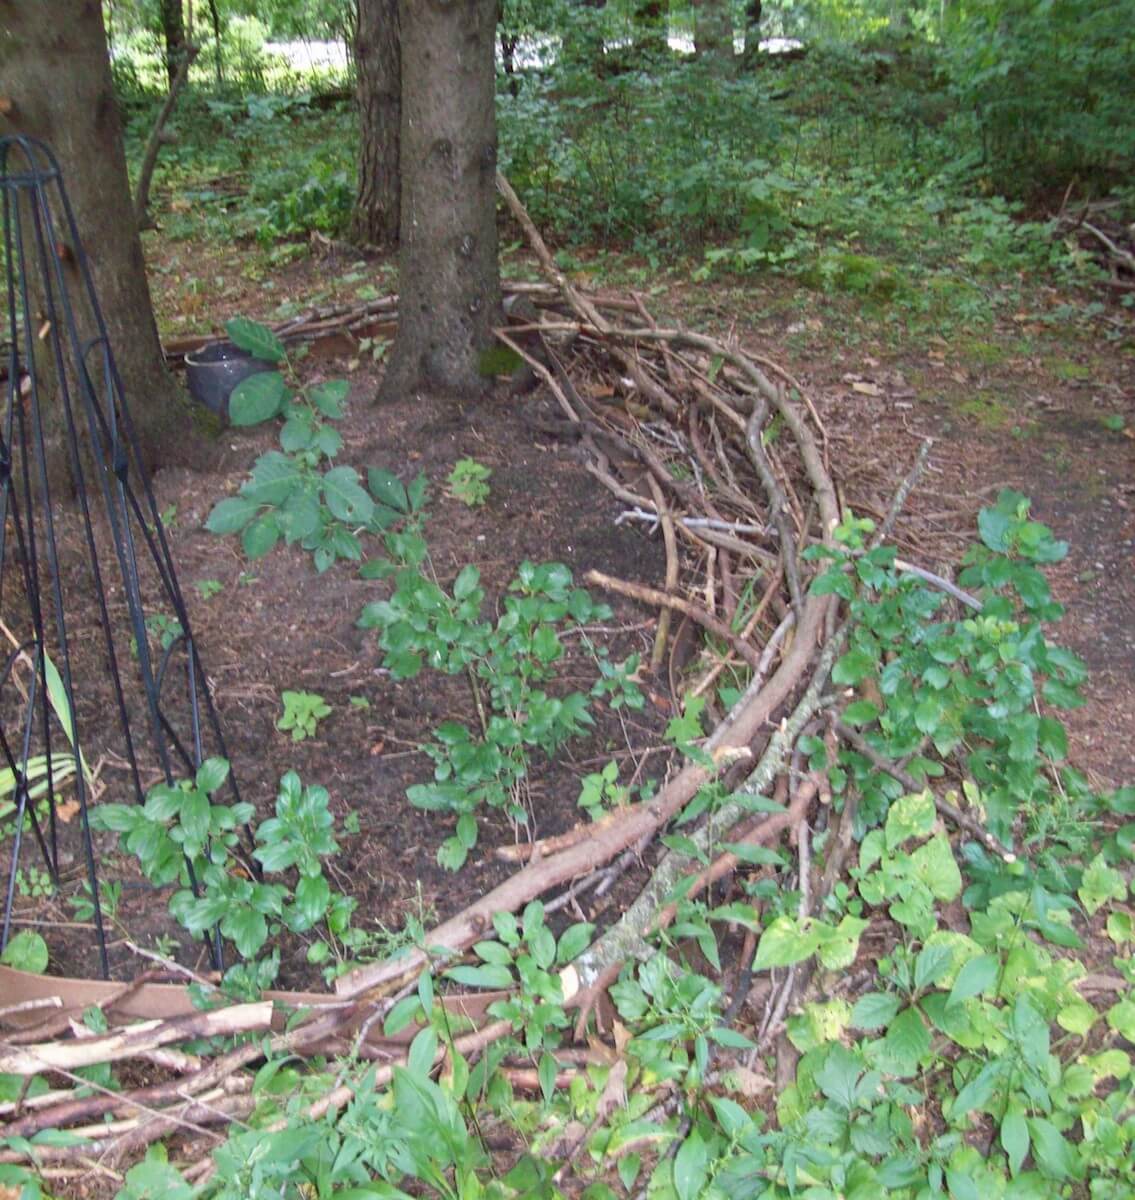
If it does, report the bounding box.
[91,761,358,991]
[446,458,492,508]
[205,317,427,574]
[0,929,49,974]
[359,557,642,869]
[276,690,331,742]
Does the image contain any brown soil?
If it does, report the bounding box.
[5,240,1133,991]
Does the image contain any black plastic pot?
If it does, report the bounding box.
[184,341,274,419]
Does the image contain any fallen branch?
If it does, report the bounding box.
[585,568,763,671]
[0,1001,271,1076]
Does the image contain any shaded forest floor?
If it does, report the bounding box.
[144,227,1135,796]
[8,225,1133,987]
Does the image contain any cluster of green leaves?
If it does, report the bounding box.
[807,490,1091,843]
[205,316,426,574]
[277,690,332,741]
[359,557,643,869]
[90,760,361,990]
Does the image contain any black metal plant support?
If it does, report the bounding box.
[1,135,239,978]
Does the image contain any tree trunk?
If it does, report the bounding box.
[1,0,214,487]
[742,0,762,67]
[159,0,186,90]
[380,0,501,402]
[631,0,667,58]
[207,0,224,86]
[351,0,400,247]
[497,0,520,97]
[693,0,732,67]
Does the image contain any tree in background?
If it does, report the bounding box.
[160,0,187,87]
[693,0,733,66]
[742,0,762,66]
[632,0,668,57]
[1,0,213,486]
[380,0,500,401]
[351,0,400,247]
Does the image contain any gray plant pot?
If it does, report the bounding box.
[184,342,274,419]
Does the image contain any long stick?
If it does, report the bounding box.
[0,1001,271,1076]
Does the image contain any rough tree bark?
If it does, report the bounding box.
[159,0,186,89]
[351,0,401,246]
[1,0,215,486]
[379,0,500,402]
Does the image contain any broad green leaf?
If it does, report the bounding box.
[1027,1116,1080,1181]
[473,940,513,966]
[851,991,901,1031]
[241,451,302,506]
[241,513,282,560]
[384,994,423,1037]
[309,379,348,418]
[1001,1104,1029,1177]
[950,1058,1004,1121]
[947,954,999,1007]
[672,1129,708,1200]
[291,874,331,931]
[753,915,820,971]
[1056,999,1097,1036]
[538,1051,557,1104]
[555,922,594,964]
[195,757,229,795]
[816,915,868,970]
[205,496,259,534]
[453,564,480,601]
[225,316,286,363]
[842,699,880,726]
[882,1006,930,1074]
[1078,853,1126,916]
[221,907,268,959]
[832,647,876,686]
[444,963,513,989]
[911,834,963,901]
[0,930,49,974]
[914,942,954,992]
[885,790,937,851]
[1106,998,1135,1041]
[178,788,209,851]
[229,370,286,426]
[367,468,409,513]
[322,466,375,525]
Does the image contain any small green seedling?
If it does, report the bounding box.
[447,458,492,507]
[348,695,371,711]
[194,579,224,601]
[277,691,332,741]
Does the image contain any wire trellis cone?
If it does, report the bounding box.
[1,135,240,979]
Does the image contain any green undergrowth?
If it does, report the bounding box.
[2,482,1131,1200]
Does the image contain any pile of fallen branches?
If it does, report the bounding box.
[0,177,1004,1185]
[1053,194,1135,293]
